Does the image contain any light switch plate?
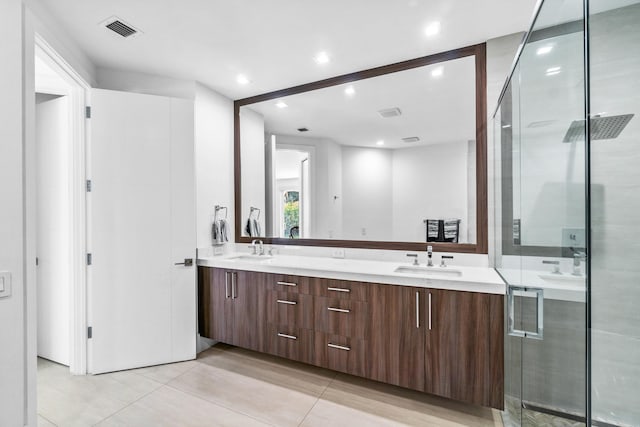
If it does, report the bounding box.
[0,272,11,299]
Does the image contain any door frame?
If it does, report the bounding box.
[30,34,90,375]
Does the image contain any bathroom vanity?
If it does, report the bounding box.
[198,254,505,409]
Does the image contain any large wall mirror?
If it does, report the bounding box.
[234,43,487,253]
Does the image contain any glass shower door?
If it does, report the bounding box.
[496,0,589,425]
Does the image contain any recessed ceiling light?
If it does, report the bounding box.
[536,45,553,55]
[546,66,561,76]
[376,140,385,146]
[344,85,355,96]
[275,101,288,109]
[314,51,330,65]
[424,21,441,37]
[236,74,250,85]
[431,66,444,77]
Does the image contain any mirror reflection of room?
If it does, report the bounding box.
[240,55,478,244]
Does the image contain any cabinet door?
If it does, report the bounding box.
[231,270,267,352]
[426,289,504,409]
[198,267,233,343]
[367,284,425,391]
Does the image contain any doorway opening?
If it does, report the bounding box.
[33,35,89,376]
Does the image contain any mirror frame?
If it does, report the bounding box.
[234,43,488,253]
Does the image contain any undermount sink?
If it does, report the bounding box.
[539,273,584,283]
[227,255,273,263]
[394,265,462,277]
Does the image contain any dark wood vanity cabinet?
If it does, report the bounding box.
[198,266,504,409]
[425,289,504,409]
[198,268,266,352]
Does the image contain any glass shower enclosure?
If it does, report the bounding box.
[494,0,640,426]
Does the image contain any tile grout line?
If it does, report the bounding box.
[90,365,200,426]
[38,413,58,427]
[163,381,279,427]
[297,372,339,427]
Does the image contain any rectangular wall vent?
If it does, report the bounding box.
[402,136,420,143]
[100,16,142,38]
[378,107,402,118]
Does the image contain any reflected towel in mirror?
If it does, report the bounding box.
[245,218,261,237]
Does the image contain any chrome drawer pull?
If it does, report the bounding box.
[327,343,350,351]
[327,287,350,293]
[277,299,297,305]
[277,333,297,340]
[277,281,297,287]
[327,307,350,313]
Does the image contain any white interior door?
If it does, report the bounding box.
[36,95,71,366]
[89,89,196,374]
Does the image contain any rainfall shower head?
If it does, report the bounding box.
[563,114,634,142]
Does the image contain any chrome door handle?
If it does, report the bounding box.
[508,286,544,340]
[232,272,237,299]
[416,291,420,328]
[224,272,230,299]
[174,258,193,266]
[328,343,351,351]
[277,281,297,287]
[277,333,297,340]
[428,292,432,330]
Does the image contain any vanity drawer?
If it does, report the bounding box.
[266,274,312,294]
[312,279,371,302]
[265,324,313,364]
[314,296,370,339]
[312,332,366,377]
[265,290,313,329]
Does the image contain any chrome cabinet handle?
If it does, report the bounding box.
[327,287,350,293]
[277,333,297,340]
[277,281,297,287]
[232,272,237,299]
[277,299,297,305]
[428,292,432,330]
[416,291,420,328]
[327,307,350,313]
[507,286,544,340]
[224,272,230,299]
[328,343,350,351]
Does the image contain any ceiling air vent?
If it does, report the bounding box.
[402,136,420,143]
[378,107,402,118]
[100,16,142,38]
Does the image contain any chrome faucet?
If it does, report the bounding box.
[426,245,434,267]
[542,259,561,274]
[251,239,264,255]
[572,252,586,276]
[440,255,453,267]
[406,253,419,266]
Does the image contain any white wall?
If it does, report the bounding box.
[0,1,26,425]
[195,83,234,248]
[240,108,265,236]
[97,68,196,100]
[341,147,393,241]
[392,142,471,243]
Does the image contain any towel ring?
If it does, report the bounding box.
[214,205,228,220]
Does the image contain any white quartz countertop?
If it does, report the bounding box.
[197,253,506,295]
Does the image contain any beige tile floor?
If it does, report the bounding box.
[38,344,503,427]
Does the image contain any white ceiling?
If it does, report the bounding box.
[245,55,476,149]
[37,0,538,99]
